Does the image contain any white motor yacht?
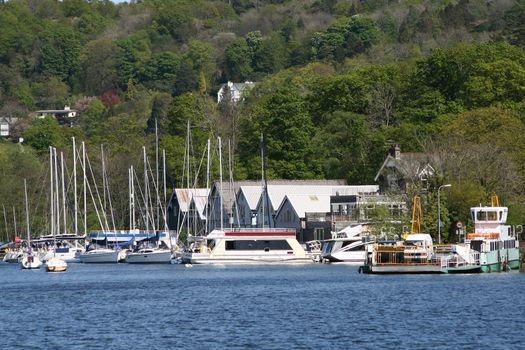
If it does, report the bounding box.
[3,250,23,263]
[41,246,83,263]
[181,228,314,264]
[321,225,372,264]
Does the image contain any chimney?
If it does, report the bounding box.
[388,144,401,159]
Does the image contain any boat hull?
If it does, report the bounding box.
[3,251,22,263]
[126,250,172,264]
[479,248,520,273]
[80,250,119,263]
[182,252,314,265]
[41,250,82,263]
[45,258,68,272]
[20,255,42,269]
[321,252,366,264]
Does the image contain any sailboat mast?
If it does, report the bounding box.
[261,134,265,229]
[82,142,87,236]
[218,137,223,231]
[205,139,210,234]
[130,165,135,230]
[24,179,30,244]
[163,149,167,231]
[72,137,78,236]
[54,148,60,236]
[143,146,149,232]
[61,151,67,235]
[101,145,107,218]
[185,121,190,236]
[155,119,160,231]
[49,146,54,236]
[12,207,17,240]
[2,205,8,243]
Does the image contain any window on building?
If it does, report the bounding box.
[314,228,324,241]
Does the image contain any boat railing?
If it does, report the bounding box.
[90,230,178,235]
[371,245,441,266]
[305,240,322,252]
[433,244,454,253]
[224,228,296,233]
[440,251,480,269]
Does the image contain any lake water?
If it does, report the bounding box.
[0,262,524,349]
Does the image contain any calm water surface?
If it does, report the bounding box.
[0,262,524,349]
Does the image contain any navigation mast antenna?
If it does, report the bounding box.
[491,194,500,207]
[410,195,422,235]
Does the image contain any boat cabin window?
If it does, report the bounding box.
[206,239,215,250]
[470,240,482,252]
[476,210,498,221]
[225,240,292,251]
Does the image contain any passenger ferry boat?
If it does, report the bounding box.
[361,233,481,274]
[362,196,520,274]
[465,200,520,272]
[181,228,314,264]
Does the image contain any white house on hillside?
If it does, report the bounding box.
[217,81,255,104]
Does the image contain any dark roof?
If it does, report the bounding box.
[374,153,433,182]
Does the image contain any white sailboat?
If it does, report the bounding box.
[126,130,173,264]
[78,141,120,263]
[20,179,42,270]
[44,148,68,272]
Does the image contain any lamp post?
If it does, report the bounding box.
[438,184,452,244]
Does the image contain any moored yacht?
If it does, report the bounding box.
[181,228,314,264]
[125,248,172,264]
[3,249,23,263]
[321,224,372,264]
[20,250,43,269]
[79,247,119,263]
[125,235,173,264]
[35,235,85,263]
[45,256,68,272]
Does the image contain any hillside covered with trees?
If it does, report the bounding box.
[1,0,525,237]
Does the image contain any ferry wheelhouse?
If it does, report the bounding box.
[181,228,314,264]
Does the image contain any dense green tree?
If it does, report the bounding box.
[31,77,69,109]
[314,111,376,183]
[79,40,118,95]
[312,15,379,62]
[415,42,525,104]
[141,52,180,92]
[39,25,82,84]
[187,41,215,81]
[22,117,78,155]
[502,1,525,48]
[253,34,289,74]
[224,39,253,81]
[75,10,109,39]
[116,35,151,90]
[238,86,320,179]
[308,73,368,124]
